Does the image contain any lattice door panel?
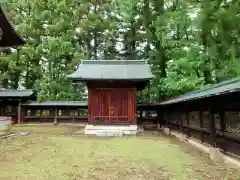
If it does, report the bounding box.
[189,111,200,127]
[213,113,221,130]
[224,111,240,133]
[202,111,210,128]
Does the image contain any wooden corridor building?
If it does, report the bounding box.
[139,77,240,159]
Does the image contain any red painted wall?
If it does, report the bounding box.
[88,88,136,125]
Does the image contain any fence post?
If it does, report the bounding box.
[186,111,190,137]
[219,110,226,152]
[139,110,142,118]
[165,111,169,128]
[156,109,161,129]
[179,111,183,133]
[209,109,217,148]
[17,100,22,124]
[199,111,204,142]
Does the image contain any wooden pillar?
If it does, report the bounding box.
[186,111,190,137]
[54,107,58,124]
[179,111,183,133]
[210,110,217,147]
[17,100,22,124]
[165,112,169,127]
[73,109,75,123]
[199,111,204,142]
[219,110,226,151]
[219,111,225,134]
[21,105,25,124]
[0,102,3,116]
[157,110,161,126]
[138,110,142,125]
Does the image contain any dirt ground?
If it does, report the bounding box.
[0,125,239,180]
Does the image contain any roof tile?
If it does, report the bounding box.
[23,101,88,107]
[160,77,240,105]
[68,60,154,80]
[0,89,33,97]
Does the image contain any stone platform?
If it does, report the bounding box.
[85,124,138,136]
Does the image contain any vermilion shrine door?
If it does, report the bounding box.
[89,88,136,125]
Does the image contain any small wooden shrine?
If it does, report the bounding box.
[68,60,153,135]
[0,7,25,47]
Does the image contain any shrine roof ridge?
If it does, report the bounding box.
[0,89,34,97]
[81,60,148,65]
[68,59,154,81]
[159,76,240,105]
[23,101,88,107]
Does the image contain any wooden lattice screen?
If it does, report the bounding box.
[202,111,210,128]
[224,111,240,133]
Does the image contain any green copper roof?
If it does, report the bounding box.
[160,77,240,105]
[0,89,34,98]
[68,60,154,80]
[23,101,88,107]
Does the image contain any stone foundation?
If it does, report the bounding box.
[180,133,187,142]
[163,127,170,135]
[162,127,240,166]
[209,147,222,162]
[85,125,138,136]
[0,117,11,134]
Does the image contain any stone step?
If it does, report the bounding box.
[85,125,138,136]
[96,131,123,137]
[86,126,137,130]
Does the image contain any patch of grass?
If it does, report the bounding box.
[10,124,81,135]
[72,128,85,134]
[0,126,239,180]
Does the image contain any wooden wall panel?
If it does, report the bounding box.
[88,88,136,125]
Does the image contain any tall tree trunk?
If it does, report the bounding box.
[129,20,136,60]
[143,0,150,58]
[154,0,166,77]
[10,48,21,89]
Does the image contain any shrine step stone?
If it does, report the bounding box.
[85,125,138,136]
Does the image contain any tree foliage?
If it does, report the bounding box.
[1,0,240,102]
